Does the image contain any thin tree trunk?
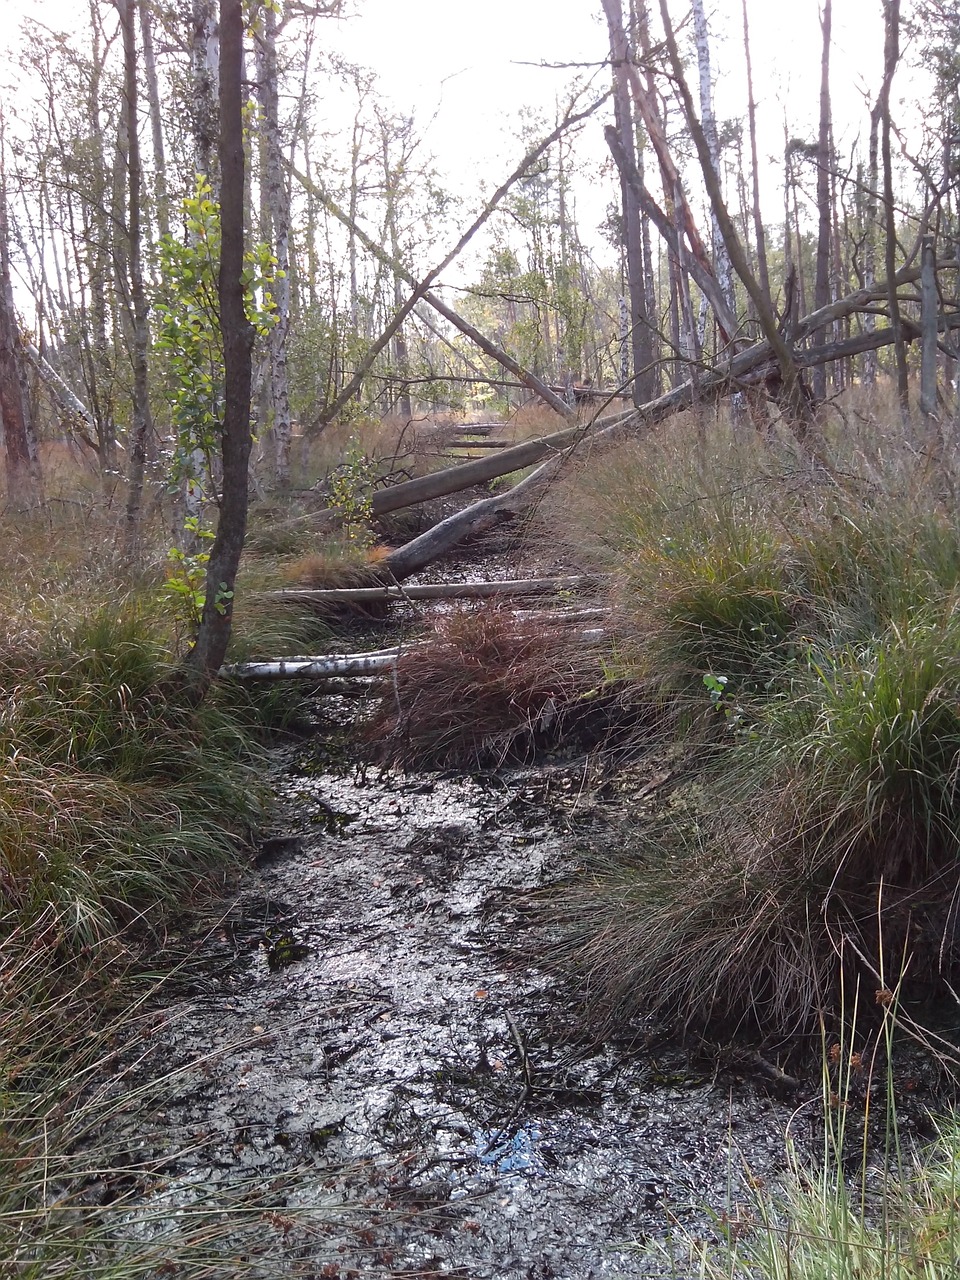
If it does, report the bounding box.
[191,0,219,183]
[0,166,41,508]
[863,109,881,385]
[691,0,734,326]
[600,0,654,403]
[139,0,170,241]
[879,0,909,419]
[812,0,833,399]
[657,0,814,435]
[256,2,292,486]
[183,0,254,692]
[118,0,154,555]
[380,130,412,419]
[23,341,97,449]
[920,233,940,422]
[742,0,770,306]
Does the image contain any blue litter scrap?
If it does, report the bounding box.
[474,1125,545,1175]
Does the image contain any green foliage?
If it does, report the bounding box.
[326,440,376,546]
[154,177,279,505]
[161,515,214,631]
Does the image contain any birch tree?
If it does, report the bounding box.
[691,0,734,320]
[812,0,833,399]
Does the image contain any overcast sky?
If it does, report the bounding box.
[0,0,909,270]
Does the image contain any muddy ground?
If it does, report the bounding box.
[106,680,835,1280]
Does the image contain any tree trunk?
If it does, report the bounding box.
[812,0,833,400]
[0,163,41,509]
[182,0,254,692]
[657,0,814,436]
[600,0,654,404]
[742,0,770,307]
[139,0,170,242]
[920,233,940,422]
[863,108,881,386]
[191,0,220,184]
[255,2,293,487]
[879,0,909,420]
[119,0,155,556]
[691,0,734,327]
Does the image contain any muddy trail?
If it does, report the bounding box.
[99,535,957,1278]
[112,675,828,1279]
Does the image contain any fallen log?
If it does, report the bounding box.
[220,627,606,681]
[376,296,960,583]
[266,575,598,605]
[371,407,636,516]
[221,651,402,680]
[444,440,513,451]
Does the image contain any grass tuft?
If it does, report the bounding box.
[539,409,960,1040]
[369,605,602,769]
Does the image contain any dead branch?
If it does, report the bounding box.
[288,165,579,422]
[266,575,599,605]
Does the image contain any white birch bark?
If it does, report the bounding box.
[691,0,735,321]
[256,3,293,487]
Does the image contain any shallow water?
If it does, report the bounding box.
[113,690,824,1278]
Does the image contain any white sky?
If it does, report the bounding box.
[0,0,917,277]
[319,0,890,224]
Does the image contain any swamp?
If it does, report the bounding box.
[5,0,960,1276]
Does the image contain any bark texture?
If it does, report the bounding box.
[182,0,254,692]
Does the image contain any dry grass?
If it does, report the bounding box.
[533,399,960,1042]
[283,541,391,590]
[368,604,602,769]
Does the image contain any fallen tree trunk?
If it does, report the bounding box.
[23,341,99,453]
[362,266,958,522]
[314,95,608,427]
[222,650,402,680]
[370,410,635,515]
[289,162,579,423]
[376,292,960,582]
[221,626,606,681]
[266,574,598,605]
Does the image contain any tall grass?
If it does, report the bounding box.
[0,933,357,1278]
[0,597,266,948]
[539,408,960,1040]
[671,996,960,1280]
[0,497,347,1274]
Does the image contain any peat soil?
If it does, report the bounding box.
[115,686,826,1280]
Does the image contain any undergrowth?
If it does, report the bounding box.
[538,411,960,1042]
[665,998,960,1279]
[368,604,603,768]
[0,501,336,1274]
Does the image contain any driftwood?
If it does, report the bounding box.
[267,575,597,605]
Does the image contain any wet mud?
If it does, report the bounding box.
[116,692,822,1279]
